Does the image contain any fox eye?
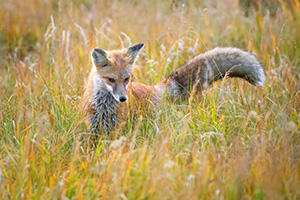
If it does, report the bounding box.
[108,78,115,83]
[124,77,129,82]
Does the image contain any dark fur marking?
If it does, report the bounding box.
[127,43,144,53]
[90,90,119,135]
[93,48,107,58]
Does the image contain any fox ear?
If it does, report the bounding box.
[127,43,144,64]
[91,48,109,67]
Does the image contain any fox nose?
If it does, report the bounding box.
[119,96,127,102]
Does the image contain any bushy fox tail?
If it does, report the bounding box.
[160,47,265,98]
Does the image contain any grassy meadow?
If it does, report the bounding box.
[0,0,300,199]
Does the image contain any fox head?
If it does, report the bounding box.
[91,43,144,102]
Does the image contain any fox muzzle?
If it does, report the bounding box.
[112,84,128,102]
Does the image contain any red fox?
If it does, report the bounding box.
[82,43,265,134]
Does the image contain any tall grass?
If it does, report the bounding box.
[0,0,299,199]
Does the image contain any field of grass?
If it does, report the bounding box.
[0,0,299,199]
